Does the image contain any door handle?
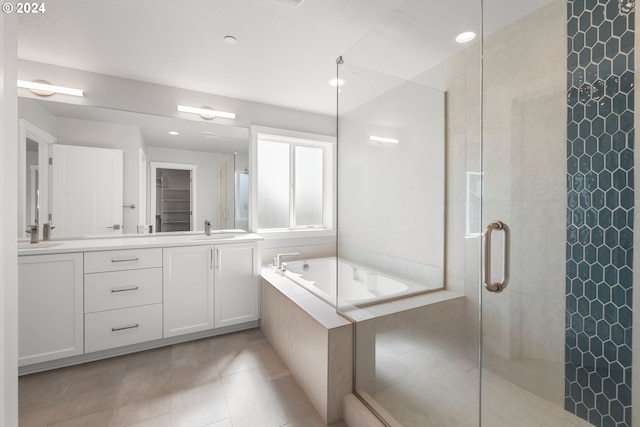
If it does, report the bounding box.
[483,221,510,293]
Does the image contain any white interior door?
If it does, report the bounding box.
[52,144,123,236]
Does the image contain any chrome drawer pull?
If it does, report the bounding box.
[110,286,139,293]
[111,323,139,332]
[110,257,139,263]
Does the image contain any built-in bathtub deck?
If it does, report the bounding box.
[260,267,353,424]
[260,265,467,425]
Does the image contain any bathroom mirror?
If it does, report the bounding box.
[18,97,250,237]
[18,119,57,239]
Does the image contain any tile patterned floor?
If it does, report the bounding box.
[19,328,347,427]
[364,332,595,427]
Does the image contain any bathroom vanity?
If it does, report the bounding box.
[17,232,262,373]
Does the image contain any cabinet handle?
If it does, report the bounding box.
[111,257,139,263]
[110,286,139,293]
[216,249,220,269]
[111,323,139,332]
[209,249,213,270]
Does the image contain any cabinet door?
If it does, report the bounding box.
[18,253,83,366]
[214,242,259,328]
[163,245,214,337]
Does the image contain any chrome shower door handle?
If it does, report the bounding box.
[483,221,510,293]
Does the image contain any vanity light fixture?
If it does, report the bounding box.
[455,31,476,44]
[273,0,305,7]
[17,80,84,97]
[177,105,236,120]
[369,136,399,144]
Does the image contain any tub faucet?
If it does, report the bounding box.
[26,225,38,244]
[274,252,300,271]
[204,220,212,236]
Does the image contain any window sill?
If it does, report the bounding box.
[257,229,336,247]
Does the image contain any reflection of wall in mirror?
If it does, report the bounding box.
[25,143,38,228]
[234,154,249,231]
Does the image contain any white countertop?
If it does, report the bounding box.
[18,231,264,256]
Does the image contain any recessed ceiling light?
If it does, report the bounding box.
[202,132,220,139]
[224,35,237,45]
[169,131,179,136]
[455,31,476,44]
[328,78,344,87]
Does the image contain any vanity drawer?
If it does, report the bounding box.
[84,248,162,273]
[85,304,162,353]
[85,268,162,313]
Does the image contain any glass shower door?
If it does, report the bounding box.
[480,0,634,426]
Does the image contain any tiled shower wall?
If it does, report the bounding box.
[565,1,635,426]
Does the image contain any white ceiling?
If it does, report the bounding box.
[17,0,554,117]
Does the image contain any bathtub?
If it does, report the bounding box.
[278,257,427,307]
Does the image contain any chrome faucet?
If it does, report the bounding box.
[26,225,38,244]
[204,220,212,236]
[273,252,300,271]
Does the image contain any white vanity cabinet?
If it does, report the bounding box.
[163,245,215,337]
[214,242,259,328]
[84,248,163,353]
[18,235,262,371]
[18,253,84,366]
[163,241,259,337]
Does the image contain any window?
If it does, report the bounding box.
[252,127,335,232]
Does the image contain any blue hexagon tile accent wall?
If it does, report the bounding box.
[566,1,634,426]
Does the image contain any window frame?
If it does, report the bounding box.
[250,126,335,233]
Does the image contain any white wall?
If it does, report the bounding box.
[17,97,55,134]
[53,117,145,234]
[1,11,19,427]
[146,147,220,231]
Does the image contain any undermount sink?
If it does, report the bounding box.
[190,234,237,241]
[18,241,64,249]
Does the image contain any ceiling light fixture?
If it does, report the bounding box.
[224,35,237,45]
[455,31,476,44]
[272,0,304,7]
[328,78,344,87]
[17,80,84,97]
[169,131,179,135]
[177,105,236,120]
[369,136,399,144]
